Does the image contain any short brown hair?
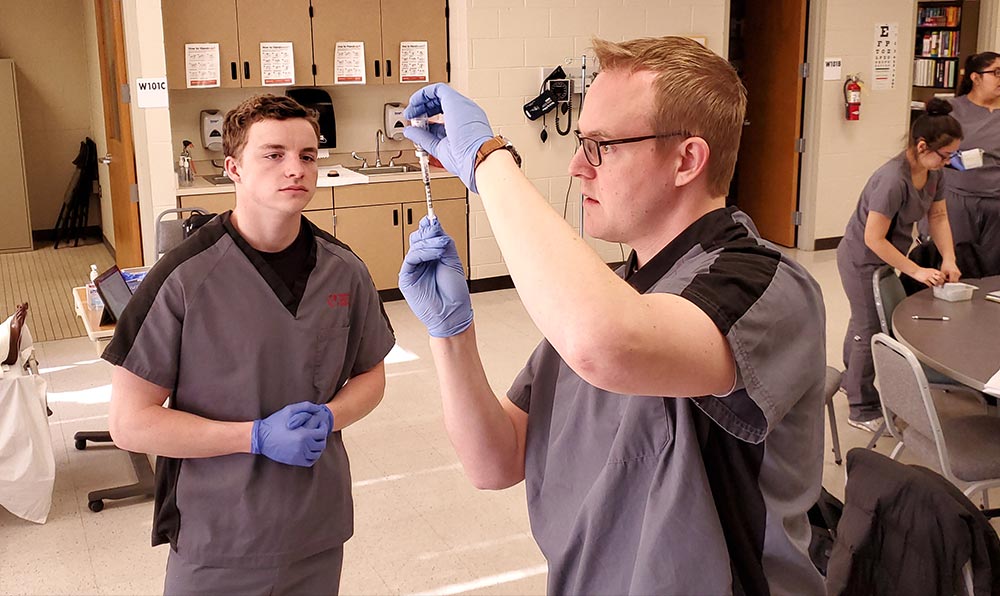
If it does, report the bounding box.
[592,37,747,196]
[223,94,320,160]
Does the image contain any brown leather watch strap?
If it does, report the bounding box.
[474,136,522,170]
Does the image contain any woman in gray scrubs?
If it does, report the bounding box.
[837,98,963,430]
[944,52,1000,271]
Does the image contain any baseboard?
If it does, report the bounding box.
[32,226,102,243]
[814,237,842,251]
[469,275,515,294]
[380,261,626,303]
[102,235,116,260]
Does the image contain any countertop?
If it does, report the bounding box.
[176,164,458,196]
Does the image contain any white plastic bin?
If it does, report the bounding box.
[932,282,978,302]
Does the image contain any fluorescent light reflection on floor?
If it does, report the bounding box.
[38,358,103,374]
[385,343,419,365]
[352,463,461,488]
[408,564,547,596]
[416,533,533,561]
[46,384,112,405]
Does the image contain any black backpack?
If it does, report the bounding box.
[808,487,844,576]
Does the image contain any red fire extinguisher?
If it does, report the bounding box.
[844,75,861,121]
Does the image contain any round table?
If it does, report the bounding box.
[892,276,1000,392]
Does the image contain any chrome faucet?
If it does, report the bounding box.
[374,130,385,167]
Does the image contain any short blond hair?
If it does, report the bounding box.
[592,37,747,196]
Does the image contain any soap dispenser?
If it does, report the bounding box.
[200,109,224,152]
[384,103,407,141]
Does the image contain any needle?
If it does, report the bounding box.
[911,315,950,321]
[410,117,435,221]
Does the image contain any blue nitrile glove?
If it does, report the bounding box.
[403,83,495,194]
[399,216,473,338]
[949,152,966,171]
[251,401,330,467]
[287,404,334,435]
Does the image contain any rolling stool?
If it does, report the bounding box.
[825,367,844,465]
[73,432,154,512]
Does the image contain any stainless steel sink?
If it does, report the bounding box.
[347,164,417,175]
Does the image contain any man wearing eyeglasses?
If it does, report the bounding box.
[399,36,826,595]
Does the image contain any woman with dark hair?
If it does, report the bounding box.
[837,98,963,431]
[943,51,1000,268]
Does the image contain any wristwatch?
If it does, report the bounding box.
[475,136,522,170]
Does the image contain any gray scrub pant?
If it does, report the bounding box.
[836,246,884,421]
[946,193,1000,271]
[163,545,343,596]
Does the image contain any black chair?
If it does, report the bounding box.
[72,431,154,512]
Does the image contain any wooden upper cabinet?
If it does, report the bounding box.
[311,0,383,86]
[235,0,314,87]
[381,0,449,84]
[162,0,241,89]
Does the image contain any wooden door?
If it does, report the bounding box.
[311,0,384,86]
[334,203,402,290]
[237,0,314,87]
[95,0,143,267]
[0,60,32,253]
[380,0,449,84]
[735,0,807,247]
[161,0,241,89]
[403,199,468,276]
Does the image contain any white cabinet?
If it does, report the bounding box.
[0,60,32,253]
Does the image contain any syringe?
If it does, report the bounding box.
[410,117,436,221]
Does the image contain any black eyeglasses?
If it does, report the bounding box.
[573,130,690,167]
[977,68,1000,78]
[932,148,959,162]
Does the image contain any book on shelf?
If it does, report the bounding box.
[913,58,958,88]
[918,31,960,57]
[917,5,961,27]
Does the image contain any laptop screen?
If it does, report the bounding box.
[94,266,134,322]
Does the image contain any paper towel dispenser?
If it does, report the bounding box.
[200,109,224,152]
[286,87,336,149]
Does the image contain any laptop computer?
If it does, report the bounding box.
[93,265,134,325]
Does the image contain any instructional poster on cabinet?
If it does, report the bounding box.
[335,42,366,84]
[400,41,429,83]
[261,42,295,86]
[185,43,220,88]
[872,23,899,91]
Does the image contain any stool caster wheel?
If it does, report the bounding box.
[75,439,87,450]
[88,500,104,513]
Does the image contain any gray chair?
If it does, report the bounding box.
[825,366,844,465]
[155,207,208,260]
[871,333,1000,512]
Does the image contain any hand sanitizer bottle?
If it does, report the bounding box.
[87,264,103,310]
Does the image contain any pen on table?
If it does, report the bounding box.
[911,315,950,321]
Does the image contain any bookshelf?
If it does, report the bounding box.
[912,0,980,105]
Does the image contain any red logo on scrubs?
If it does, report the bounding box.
[327,293,350,308]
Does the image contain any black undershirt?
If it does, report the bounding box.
[258,222,313,306]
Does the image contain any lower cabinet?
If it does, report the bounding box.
[333,177,468,291]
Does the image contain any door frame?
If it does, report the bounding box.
[94,0,143,267]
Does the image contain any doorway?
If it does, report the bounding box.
[728,0,810,247]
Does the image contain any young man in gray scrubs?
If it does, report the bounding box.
[399,37,827,594]
[104,95,395,595]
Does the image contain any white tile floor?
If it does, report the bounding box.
[1,247,995,595]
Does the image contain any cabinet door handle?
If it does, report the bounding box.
[244,61,250,79]
[374,60,380,78]
[406,207,412,225]
[230,62,238,80]
[386,60,392,78]
[392,208,399,226]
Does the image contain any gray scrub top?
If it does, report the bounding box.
[841,152,943,268]
[509,207,827,595]
[103,212,395,568]
[944,95,1000,198]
